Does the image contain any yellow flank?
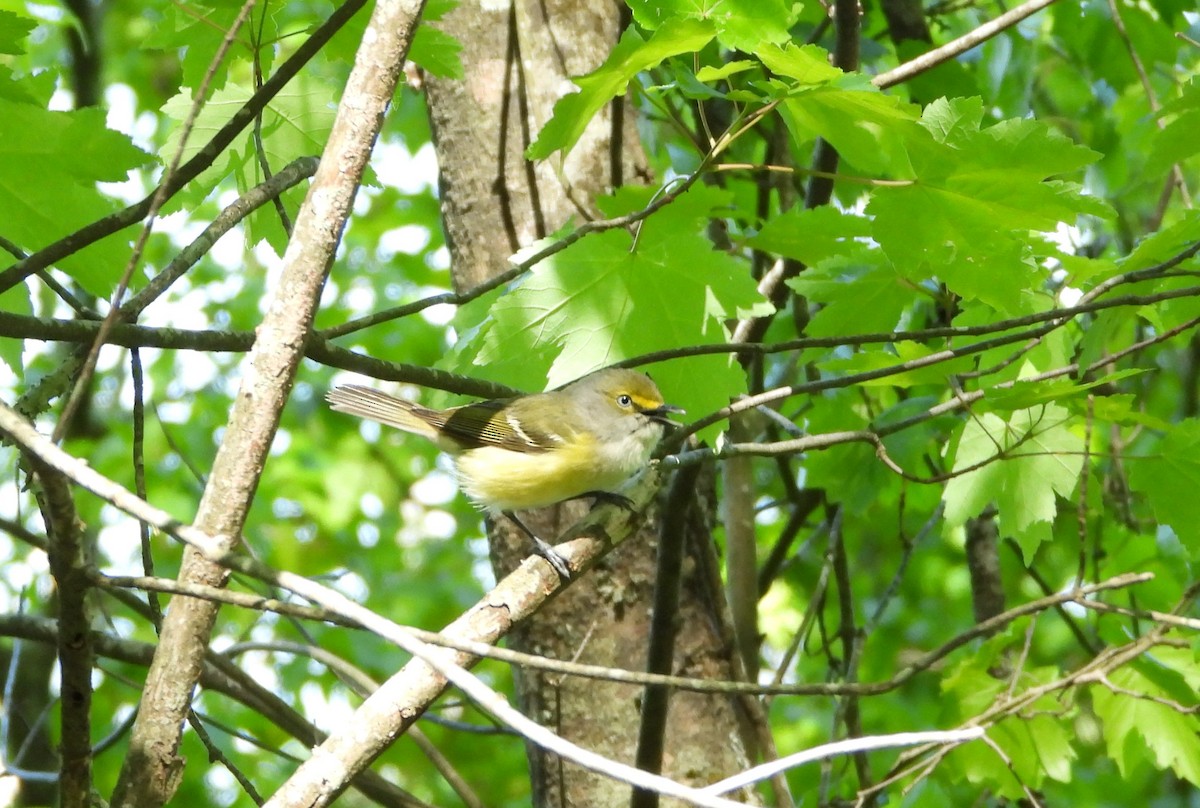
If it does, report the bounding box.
[455,432,637,512]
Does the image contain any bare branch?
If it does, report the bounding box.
[874,0,1060,89]
[111,0,422,802]
[704,728,986,797]
[0,614,424,808]
[30,465,93,808]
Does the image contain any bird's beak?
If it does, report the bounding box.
[645,403,685,427]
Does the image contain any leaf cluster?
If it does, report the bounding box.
[0,0,1198,805]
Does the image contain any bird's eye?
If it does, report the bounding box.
[617,394,633,408]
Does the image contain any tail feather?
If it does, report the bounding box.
[326,385,442,442]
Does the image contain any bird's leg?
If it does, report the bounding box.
[502,511,572,580]
[582,490,636,511]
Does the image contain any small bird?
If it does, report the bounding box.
[326,368,682,577]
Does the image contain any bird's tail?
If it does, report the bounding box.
[326,385,443,443]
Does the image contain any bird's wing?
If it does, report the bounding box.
[442,399,565,453]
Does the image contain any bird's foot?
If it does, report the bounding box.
[530,535,572,580]
[584,490,636,511]
[503,511,572,580]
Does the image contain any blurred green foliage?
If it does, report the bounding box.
[0,0,1199,805]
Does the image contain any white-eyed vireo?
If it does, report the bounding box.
[326,368,682,577]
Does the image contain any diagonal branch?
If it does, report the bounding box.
[0,406,1156,716]
[0,396,743,808]
[108,0,422,804]
[873,0,1061,89]
[0,613,423,808]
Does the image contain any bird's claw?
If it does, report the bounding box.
[586,491,636,511]
[531,536,572,580]
[502,510,572,580]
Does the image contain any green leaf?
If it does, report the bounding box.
[409,10,463,79]
[142,3,272,91]
[1145,80,1200,173]
[787,261,914,338]
[756,42,844,85]
[868,112,1105,312]
[694,60,756,83]
[0,98,151,293]
[454,185,769,434]
[920,96,984,146]
[1119,209,1200,272]
[0,9,36,55]
[1088,394,1172,430]
[943,403,1083,561]
[708,0,798,51]
[0,99,147,184]
[1129,654,1200,710]
[946,714,1073,798]
[1094,663,1200,786]
[983,369,1150,411]
[1147,109,1200,175]
[161,79,333,249]
[947,116,1102,177]
[941,644,1078,794]
[626,0,797,51]
[992,714,1077,785]
[870,187,1028,312]
[0,282,30,374]
[527,17,716,160]
[1127,419,1200,553]
[668,63,730,100]
[1056,251,1120,285]
[748,206,871,266]
[777,81,920,174]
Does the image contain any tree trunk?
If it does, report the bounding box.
[424,2,757,804]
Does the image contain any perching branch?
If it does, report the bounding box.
[0,404,1156,710]
[0,398,748,808]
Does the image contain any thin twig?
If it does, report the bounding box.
[52,0,259,444]
[703,728,985,796]
[873,0,1060,89]
[0,0,369,294]
[0,413,1139,702]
